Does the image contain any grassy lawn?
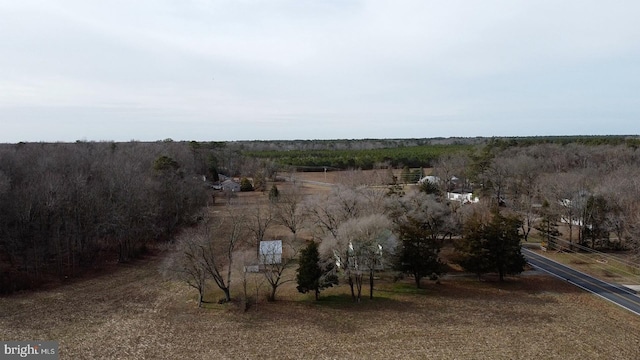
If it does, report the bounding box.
[2,253,640,360]
[533,251,640,285]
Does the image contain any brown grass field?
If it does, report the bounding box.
[2,172,640,359]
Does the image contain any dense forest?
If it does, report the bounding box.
[0,140,218,293]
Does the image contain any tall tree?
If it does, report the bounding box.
[245,203,274,258]
[535,200,561,250]
[296,241,338,300]
[394,216,446,288]
[163,228,208,308]
[199,209,246,302]
[456,209,526,281]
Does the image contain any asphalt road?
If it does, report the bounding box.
[522,248,640,316]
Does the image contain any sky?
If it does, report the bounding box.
[1,0,639,143]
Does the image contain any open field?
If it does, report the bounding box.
[1,252,640,359]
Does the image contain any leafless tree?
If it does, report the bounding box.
[162,228,208,307]
[386,191,457,244]
[432,153,469,195]
[272,185,307,241]
[539,171,589,247]
[235,249,264,311]
[320,214,395,302]
[260,239,298,301]
[199,208,247,303]
[303,185,385,241]
[500,153,542,241]
[245,201,274,258]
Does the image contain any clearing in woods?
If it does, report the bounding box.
[1,171,640,359]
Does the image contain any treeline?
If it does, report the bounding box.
[231,135,640,153]
[229,137,481,152]
[0,141,218,293]
[239,135,640,170]
[244,144,473,170]
[482,135,640,148]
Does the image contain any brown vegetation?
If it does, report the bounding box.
[1,253,639,359]
[4,139,640,359]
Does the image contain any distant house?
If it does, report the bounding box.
[447,191,479,204]
[259,240,282,265]
[418,175,440,184]
[221,179,240,192]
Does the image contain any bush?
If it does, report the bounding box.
[240,177,254,192]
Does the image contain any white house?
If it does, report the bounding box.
[418,175,441,184]
[447,191,479,204]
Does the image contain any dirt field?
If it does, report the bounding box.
[1,254,640,359]
[2,172,640,359]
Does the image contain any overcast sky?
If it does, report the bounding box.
[1,0,639,143]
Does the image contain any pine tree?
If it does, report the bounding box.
[268,184,280,203]
[394,217,445,288]
[456,210,526,281]
[296,241,337,300]
[535,200,561,250]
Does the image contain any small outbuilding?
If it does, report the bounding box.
[259,240,282,265]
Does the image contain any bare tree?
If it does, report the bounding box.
[199,208,246,303]
[386,191,457,245]
[162,228,208,307]
[235,249,263,311]
[500,153,542,241]
[539,171,588,248]
[320,214,395,302]
[273,185,307,241]
[303,185,383,241]
[259,239,298,301]
[245,201,274,258]
[432,153,469,195]
[594,166,640,249]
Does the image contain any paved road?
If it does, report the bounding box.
[523,248,640,316]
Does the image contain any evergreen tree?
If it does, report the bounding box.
[456,210,526,281]
[583,195,610,249]
[535,200,561,250]
[268,184,280,203]
[394,217,445,288]
[296,241,337,300]
[206,154,220,182]
[240,177,254,192]
[418,179,442,197]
